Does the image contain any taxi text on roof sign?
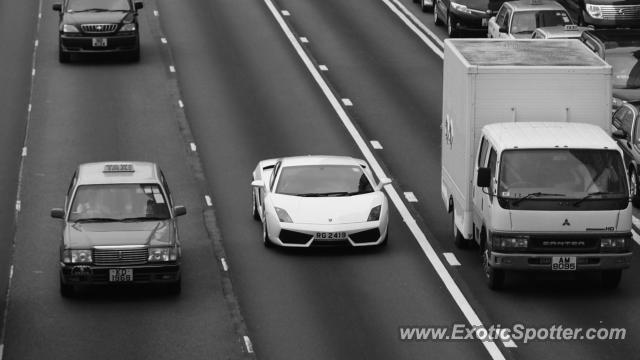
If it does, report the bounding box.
[103,163,135,172]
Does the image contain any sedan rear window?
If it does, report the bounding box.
[276,165,374,197]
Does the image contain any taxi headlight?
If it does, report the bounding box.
[275,207,293,223]
[62,24,79,33]
[367,205,382,221]
[586,4,603,19]
[492,235,529,251]
[148,247,179,262]
[119,23,136,32]
[64,249,92,264]
[601,237,627,252]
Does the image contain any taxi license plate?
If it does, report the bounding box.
[482,18,488,26]
[551,256,576,271]
[315,232,347,241]
[109,268,133,282]
[92,38,108,47]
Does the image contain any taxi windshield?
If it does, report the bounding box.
[69,184,170,221]
[510,10,572,34]
[275,165,374,196]
[498,149,628,199]
[68,0,131,12]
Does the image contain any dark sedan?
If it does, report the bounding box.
[611,100,640,206]
[53,0,143,63]
[433,0,506,37]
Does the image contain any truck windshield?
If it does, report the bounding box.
[498,149,627,199]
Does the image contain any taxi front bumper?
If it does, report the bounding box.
[489,252,632,270]
[60,263,180,285]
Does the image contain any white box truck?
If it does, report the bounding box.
[441,39,632,289]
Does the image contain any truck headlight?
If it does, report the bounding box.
[148,247,179,262]
[601,237,628,252]
[62,24,79,33]
[119,23,136,32]
[63,249,92,264]
[492,235,528,251]
[367,205,382,221]
[275,207,293,223]
[586,4,603,19]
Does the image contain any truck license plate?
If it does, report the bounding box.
[109,268,133,282]
[92,38,108,47]
[551,256,576,271]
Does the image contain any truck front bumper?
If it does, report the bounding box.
[489,252,632,270]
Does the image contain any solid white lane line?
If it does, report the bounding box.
[370,140,383,149]
[503,339,517,348]
[633,231,640,246]
[243,336,254,353]
[632,215,640,229]
[205,195,212,207]
[221,258,229,271]
[404,192,418,202]
[319,65,328,71]
[443,252,461,266]
[388,0,444,49]
[342,98,353,106]
[262,1,504,358]
[379,0,443,59]
[190,142,197,152]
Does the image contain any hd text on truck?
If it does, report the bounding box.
[441,39,632,290]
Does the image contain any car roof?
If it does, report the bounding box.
[483,122,618,152]
[76,161,161,185]
[582,29,640,48]
[534,25,588,38]
[279,155,365,168]
[504,0,567,12]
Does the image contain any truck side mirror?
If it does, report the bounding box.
[477,168,491,187]
[612,129,626,140]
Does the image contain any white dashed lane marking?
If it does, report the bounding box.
[443,252,461,266]
[404,192,418,202]
[370,140,383,149]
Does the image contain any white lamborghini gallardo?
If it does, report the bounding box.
[251,155,391,248]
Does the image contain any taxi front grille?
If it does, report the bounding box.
[80,24,118,33]
[94,248,147,266]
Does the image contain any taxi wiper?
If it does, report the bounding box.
[512,192,565,206]
[573,191,621,207]
[121,216,168,222]
[298,192,349,197]
[74,217,120,222]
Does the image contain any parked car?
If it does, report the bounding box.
[555,0,640,28]
[488,0,574,39]
[433,0,507,37]
[611,100,640,205]
[531,24,590,38]
[580,29,640,105]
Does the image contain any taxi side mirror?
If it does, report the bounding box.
[50,208,65,219]
[52,3,61,11]
[134,1,143,10]
[173,205,186,217]
[477,168,491,188]
[376,177,392,191]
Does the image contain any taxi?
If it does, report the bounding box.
[51,162,186,296]
[488,0,574,39]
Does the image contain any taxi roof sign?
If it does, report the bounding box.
[103,163,135,173]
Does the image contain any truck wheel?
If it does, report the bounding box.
[434,1,443,25]
[482,247,505,290]
[601,270,622,289]
[452,210,467,249]
[60,278,74,297]
[630,168,639,207]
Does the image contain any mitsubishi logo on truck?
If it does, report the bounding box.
[562,219,571,226]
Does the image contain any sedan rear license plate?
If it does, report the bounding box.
[551,256,576,271]
[92,37,108,47]
[109,268,133,282]
[315,232,347,241]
